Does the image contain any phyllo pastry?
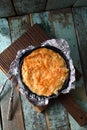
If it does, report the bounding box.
[21,48,69,96]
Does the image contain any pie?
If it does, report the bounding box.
[21,48,69,96]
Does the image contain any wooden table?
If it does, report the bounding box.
[0,7,87,130]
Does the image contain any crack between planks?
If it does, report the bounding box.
[71,8,82,69]
[73,0,80,7]
[6,17,13,43]
[44,111,51,130]
[71,8,87,95]
[11,0,17,15]
[66,112,71,130]
[44,0,48,11]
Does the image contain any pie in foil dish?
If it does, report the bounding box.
[21,47,69,97]
[9,39,75,106]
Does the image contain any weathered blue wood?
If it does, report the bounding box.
[0,19,11,53]
[31,10,82,80]
[46,0,77,10]
[8,16,48,130]
[0,18,25,130]
[8,15,30,42]
[45,101,70,130]
[0,122,1,130]
[0,0,15,17]
[21,96,47,130]
[31,10,75,129]
[74,0,87,7]
[0,68,11,130]
[73,7,87,95]
[0,20,11,130]
[0,97,2,130]
[31,8,87,129]
[12,0,46,15]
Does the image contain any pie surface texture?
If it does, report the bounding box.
[21,48,69,96]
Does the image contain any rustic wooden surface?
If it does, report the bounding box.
[2,19,69,129]
[8,15,31,42]
[0,0,87,18]
[46,0,77,10]
[73,7,87,95]
[58,94,87,126]
[0,0,15,17]
[74,0,87,7]
[0,7,87,130]
[0,19,11,53]
[0,105,1,130]
[1,88,25,130]
[12,0,47,15]
[31,8,87,129]
[0,18,25,130]
[1,20,87,127]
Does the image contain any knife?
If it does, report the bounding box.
[7,76,17,120]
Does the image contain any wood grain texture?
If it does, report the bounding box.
[0,18,25,130]
[74,0,87,7]
[0,106,2,130]
[1,88,25,130]
[0,11,87,129]
[31,9,83,81]
[0,72,11,130]
[21,96,47,130]
[0,18,12,130]
[46,0,77,10]
[73,7,87,94]
[45,100,70,130]
[8,18,48,130]
[0,19,11,53]
[0,0,15,17]
[31,9,87,128]
[0,24,49,73]
[31,11,72,129]
[68,114,87,130]
[12,0,46,15]
[8,15,31,42]
[58,94,87,126]
[0,74,25,130]
[0,122,1,130]
[0,21,78,129]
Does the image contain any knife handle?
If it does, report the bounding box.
[7,95,13,120]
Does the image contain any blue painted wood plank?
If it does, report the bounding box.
[21,96,47,130]
[0,122,1,130]
[46,0,77,10]
[8,16,48,130]
[31,10,73,129]
[0,70,11,130]
[73,7,87,94]
[0,0,15,17]
[31,10,82,79]
[31,9,87,129]
[13,0,46,15]
[74,0,87,7]
[0,18,25,130]
[0,104,2,130]
[0,19,11,53]
[8,15,31,42]
[45,101,70,130]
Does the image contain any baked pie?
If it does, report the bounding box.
[21,48,69,96]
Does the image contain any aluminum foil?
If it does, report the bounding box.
[8,39,75,106]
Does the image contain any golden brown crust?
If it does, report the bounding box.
[21,48,69,96]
